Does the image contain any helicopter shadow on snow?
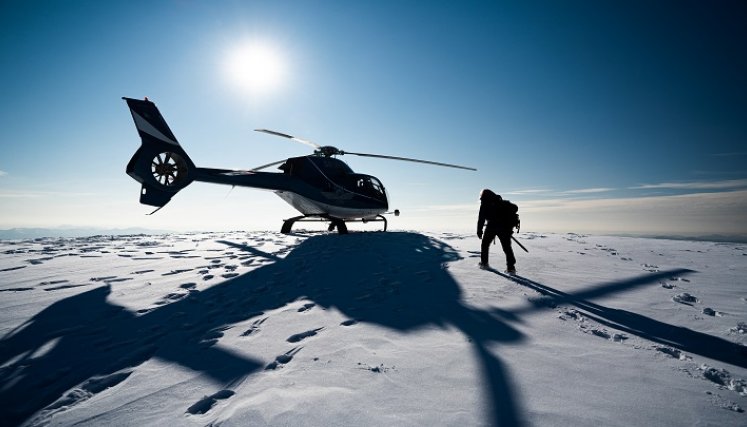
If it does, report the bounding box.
[0,232,527,426]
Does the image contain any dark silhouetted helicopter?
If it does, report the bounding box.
[124,97,475,233]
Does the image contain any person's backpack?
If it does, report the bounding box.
[484,195,521,231]
[494,198,520,231]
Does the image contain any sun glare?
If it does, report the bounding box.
[225,42,287,94]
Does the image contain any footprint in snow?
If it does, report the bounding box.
[162,292,188,302]
[590,329,611,339]
[287,327,324,343]
[186,390,235,415]
[265,347,302,370]
[673,293,698,305]
[661,281,676,289]
[643,263,660,272]
[700,364,747,396]
[728,322,747,334]
[200,326,231,347]
[340,319,358,326]
[27,257,54,265]
[297,303,316,312]
[44,284,88,292]
[702,307,725,317]
[91,276,118,282]
[162,268,193,276]
[39,280,69,286]
[0,265,27,272]
[241,317,267,337]
[357,363,395,373]
[655,346,690,361]
[103,277,132,284]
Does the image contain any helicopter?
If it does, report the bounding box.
[124,97,476,234]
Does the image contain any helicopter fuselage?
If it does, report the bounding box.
[194,156,388,220]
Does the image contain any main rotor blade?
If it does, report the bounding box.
[254,129,320,149]
[251,159,286,171]
[344,151,477,171]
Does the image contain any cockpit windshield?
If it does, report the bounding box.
[351,174,386,201]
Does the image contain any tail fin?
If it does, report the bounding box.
[123,97,195,208]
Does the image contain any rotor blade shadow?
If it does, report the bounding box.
[216,240,283,262]
[494,270,747,369]
[451,305,527,427]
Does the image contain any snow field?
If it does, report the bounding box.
[0,230,745,426]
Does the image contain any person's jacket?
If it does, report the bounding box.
[478,195,516,234]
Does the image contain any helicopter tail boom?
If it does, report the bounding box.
[123,97,196,208]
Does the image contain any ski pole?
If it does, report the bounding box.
[512,236,528,253]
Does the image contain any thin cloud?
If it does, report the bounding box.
[630,179,747,190]
[0,170,7,177]
[560,187,615,194]
[504,189,552,195]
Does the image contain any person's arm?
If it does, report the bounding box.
[477,203,486,238]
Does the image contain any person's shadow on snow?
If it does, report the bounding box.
[3,232,739,427]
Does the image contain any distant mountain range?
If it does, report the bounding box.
[0,227,174,240]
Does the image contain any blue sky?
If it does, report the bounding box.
[1,1,746,238]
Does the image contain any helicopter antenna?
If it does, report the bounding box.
[255,129,320,149]
[225,185,236,199]
[343,151,476,171]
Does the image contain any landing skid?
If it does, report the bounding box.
[280,214,389,234]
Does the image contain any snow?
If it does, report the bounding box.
[1,230,745,426]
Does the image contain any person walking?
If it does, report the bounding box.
[477,189,519,273]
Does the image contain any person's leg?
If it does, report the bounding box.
[498,233,516,270]
[481,228,497,266]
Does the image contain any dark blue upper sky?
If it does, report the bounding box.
[1,1,745,235]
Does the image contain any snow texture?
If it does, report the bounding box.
[0,230,745,426]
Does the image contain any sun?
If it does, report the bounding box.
[225,41,287,94]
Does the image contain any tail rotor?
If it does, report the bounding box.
[151,152,189,187]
